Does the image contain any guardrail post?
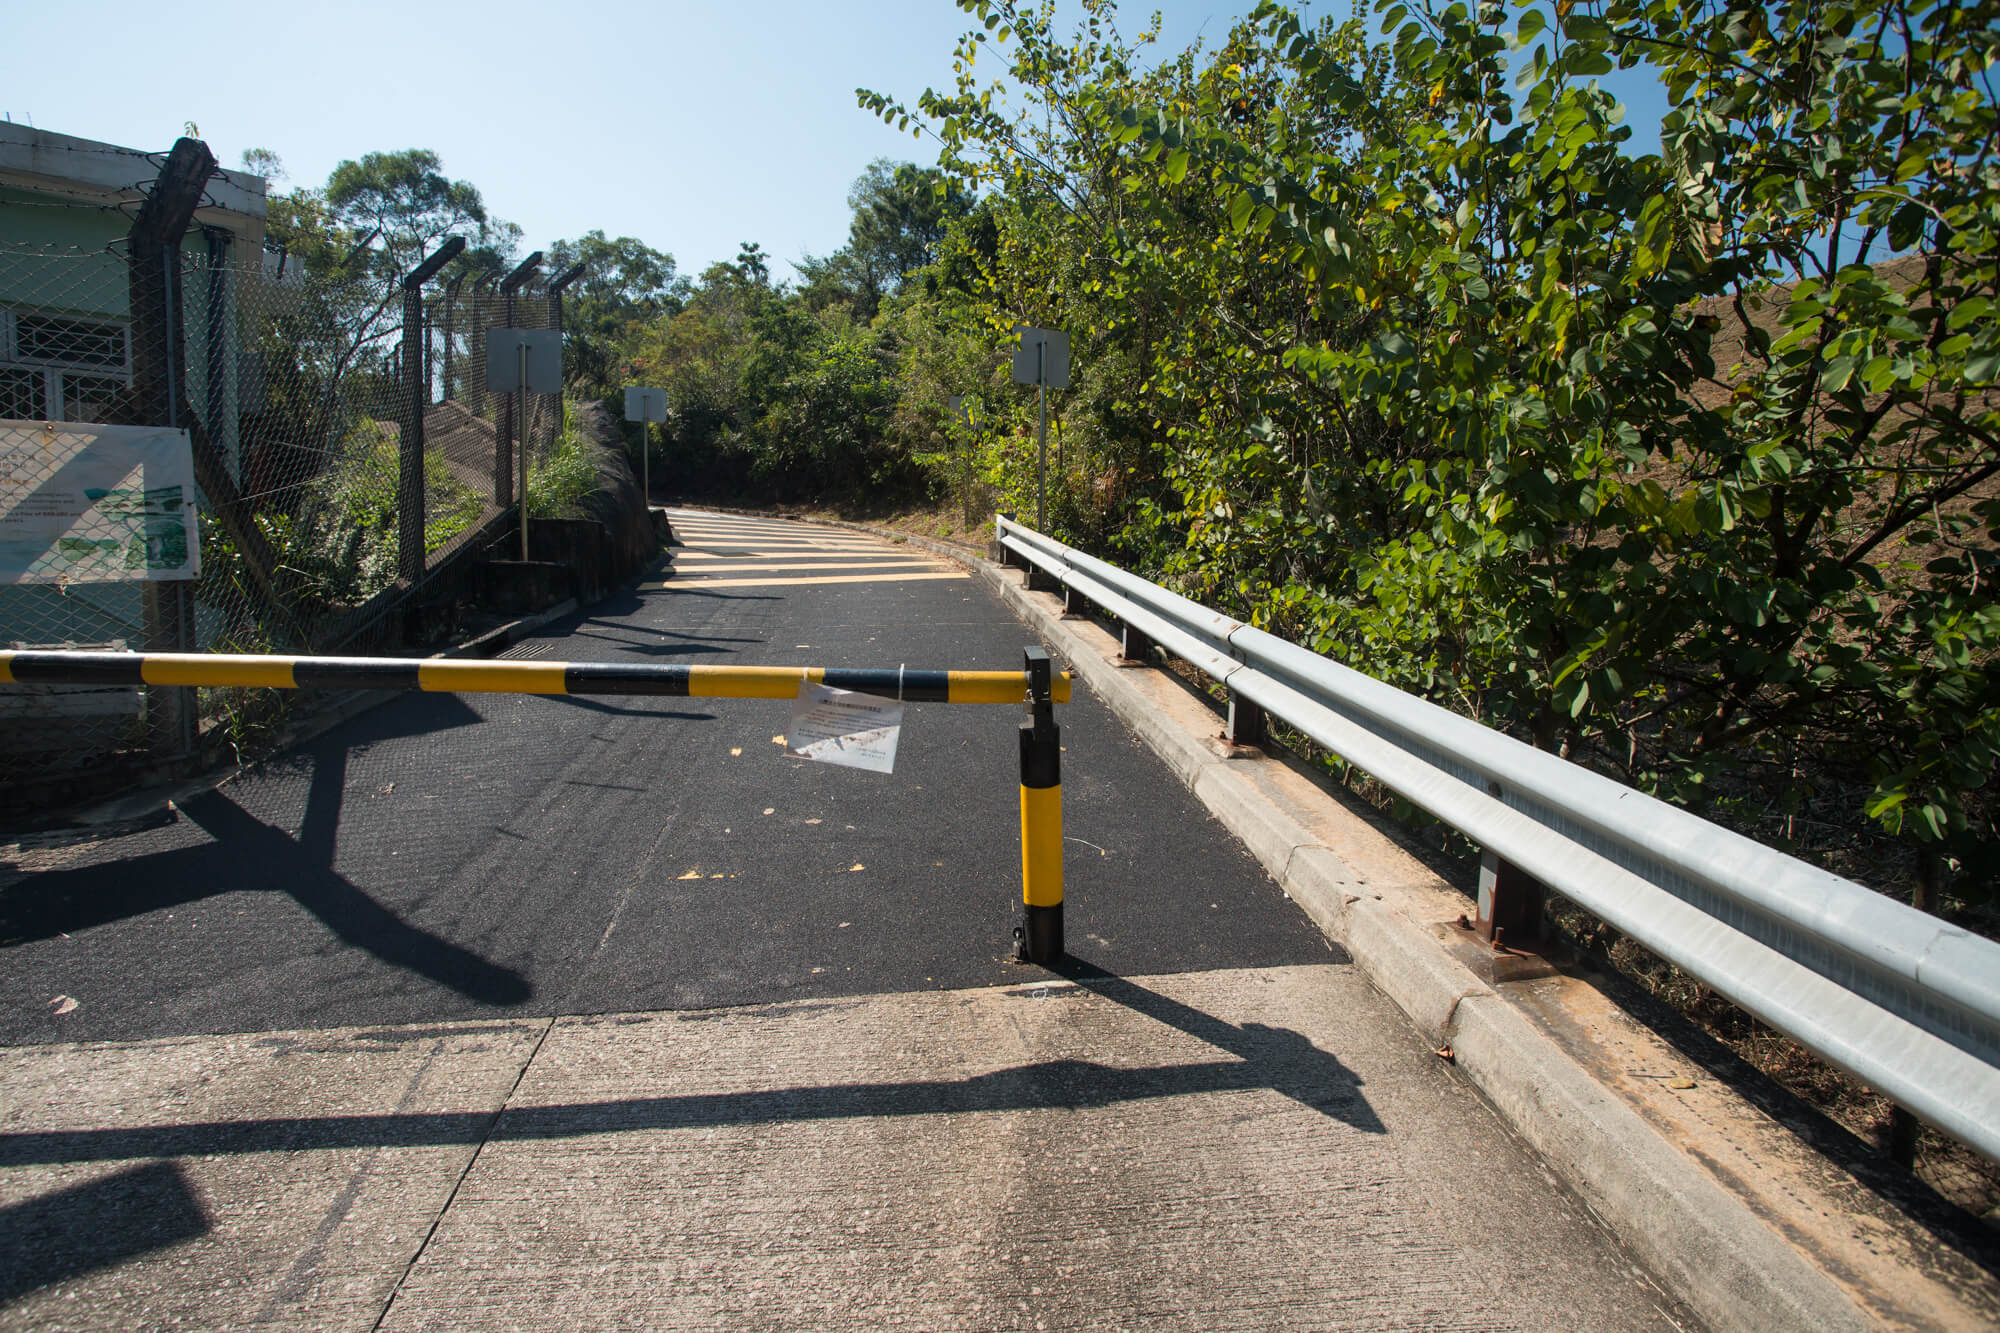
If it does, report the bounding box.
[1226,693,1265,749]
[990,512,1014,565]
[1476,847,1546,947]
[1026,562,1059,593]
[1062,584,1088,617]
[1018,645,1064,965]
[1118,622,1155,665]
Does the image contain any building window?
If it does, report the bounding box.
[0,308,133,422]
[0,366,39,420]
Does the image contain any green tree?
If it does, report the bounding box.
[546,230,680,395]
[797,161,973,320]
[865,0,2000,895]
[324,148,517,280]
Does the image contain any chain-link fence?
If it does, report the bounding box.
[1,229,569,803]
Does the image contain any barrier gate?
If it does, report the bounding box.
[0,645,1074,964]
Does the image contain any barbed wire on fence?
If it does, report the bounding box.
[1,237,567,793]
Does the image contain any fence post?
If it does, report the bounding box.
[1018,645,1065,965]
[547,261,585,493]
[127,139,290,672]
[497,253,542,516]
[126,140,217,759]
[399,239,464,584]
[441,275,462,402]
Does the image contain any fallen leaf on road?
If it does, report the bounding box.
[771,736,785,745]
[847,863,865,872]
[763,808,775,815]
[677,869,702,880]
[805,818,822,825]
[1432,1045,1454,1062]
[1668,1078,1697,1090]
[49,996,77,1015]
[729,747,742,756]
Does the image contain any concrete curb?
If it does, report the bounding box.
[799,514,1874,1333]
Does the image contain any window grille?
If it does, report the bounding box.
[12,313,130,371]
[0,308,132,421]
[0,366,39,419]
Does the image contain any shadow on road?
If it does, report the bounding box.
[555,627,746,658]
[0,1161,209,1303]
[0,694,531,1009]
[1052,958,1383,1129]
[0,964,1383,1168]
[535,697,718,720]
[637,588,782,602]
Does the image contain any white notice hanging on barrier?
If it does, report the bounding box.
[787,682,903,774]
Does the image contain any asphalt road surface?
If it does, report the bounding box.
[0,510,1333,1044]
[0,511,1696,1331]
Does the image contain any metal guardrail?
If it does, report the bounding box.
[995,514,2000,1162]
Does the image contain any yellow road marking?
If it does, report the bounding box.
[673,547,921,556]
[676,540,894,553]
[644,571,970,590]
[675,549,896,561]
[669,560,951,574]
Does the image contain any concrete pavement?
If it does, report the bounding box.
[0,965,1691,1331]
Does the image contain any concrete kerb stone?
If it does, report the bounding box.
[1446,992,1873,1333]
[782,510,1876,1333]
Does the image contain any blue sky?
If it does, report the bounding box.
[4,2,1666,283]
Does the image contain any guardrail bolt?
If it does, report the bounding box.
[1018,644,1064,966]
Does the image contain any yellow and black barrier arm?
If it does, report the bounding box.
[1017,645,1064,965]
[0,650,1072,705]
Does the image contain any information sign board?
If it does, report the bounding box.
[0,419,200,584]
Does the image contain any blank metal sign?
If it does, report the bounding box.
[487,329,563,394]
[1012,326,1069,389]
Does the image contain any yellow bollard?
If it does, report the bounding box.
[1017,645,1063,964]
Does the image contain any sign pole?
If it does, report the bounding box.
[1036,343,1047,530]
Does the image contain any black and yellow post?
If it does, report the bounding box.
[1017,645,1064,965]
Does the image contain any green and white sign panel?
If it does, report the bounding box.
[0,419,201,584]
